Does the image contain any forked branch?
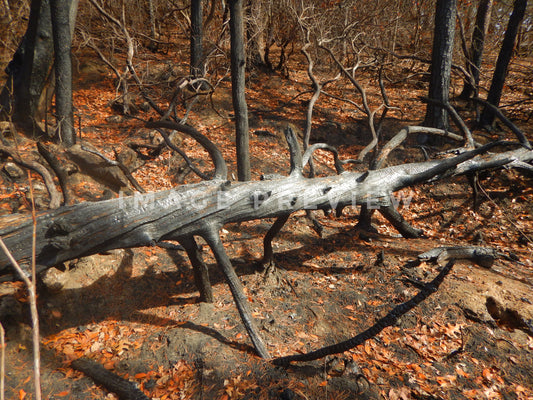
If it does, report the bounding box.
[145,120,227,181]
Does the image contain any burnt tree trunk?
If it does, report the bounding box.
[424,0,457,130]
[190,0,204,78]
[1,122,531,359]
[229,0,251,181]
[0,0,54,132]
[4,136,528,275]
[50,0,75,147]
[460,0,493,99]
[479,0,528,127]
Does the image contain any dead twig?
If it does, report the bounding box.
[36,142,71,205]
[0,144,61,209]
[0,175,42,399]
[419,97,475,148]
[80,145,145,193]
[472,97,531,149]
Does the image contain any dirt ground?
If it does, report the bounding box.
[1,54,532,399]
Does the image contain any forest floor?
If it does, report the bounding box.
[0,48,532,400]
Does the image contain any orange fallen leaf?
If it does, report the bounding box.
[463,389,479,397]
[515,385,526,393]
[416,372,427,380]
[482,368,493,381]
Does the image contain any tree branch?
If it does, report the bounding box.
[0,144,61,209]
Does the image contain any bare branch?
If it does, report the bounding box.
[79,145,146,193]
[152,127,210,181]
[145,120,227,181]
[0,144,61,209]
[420,97,475,148]
[375,126,474,169]
[472,97,531,149]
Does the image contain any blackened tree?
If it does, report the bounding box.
[190,0,205,78]
[460,0,493,99]
[229,0,251,181]
[424,0,457,130]
[0,0,54,133]
[50,0,75,147]
[0,0,78,145]
[480,0,528,127]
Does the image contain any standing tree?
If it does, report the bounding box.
[479,0,528,127]
[0,0,54,133]
[229,0,251,181]
[460,0,493,99]
[190,0,204,78]
[424,0,457,130]
[146,0,157,50]
[0,0,78,143]
[50,0,75,147]
[246,0,270,70]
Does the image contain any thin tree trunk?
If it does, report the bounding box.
[0,0,54,132]
[190,0,204,77]
[50,0,75,147]
[246,0,267,68]
[147,0,156,40]
[424,0,457,130]
[229,0,251,181]
[479,0,527,127]
[69,0,79,39]
[460,0,493,99]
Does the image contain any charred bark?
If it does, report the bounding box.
[479,0,528,127]
[190,0,204,78]
[50,0,75,147]
[424,0,457,130]
[229,0,251,181]
[0,0,54,131]
[460,0,493,99]
[71,357,149,400]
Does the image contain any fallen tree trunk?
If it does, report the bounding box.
[1,121,531,358]
[71,357,149,400]
[1,138,530,275]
